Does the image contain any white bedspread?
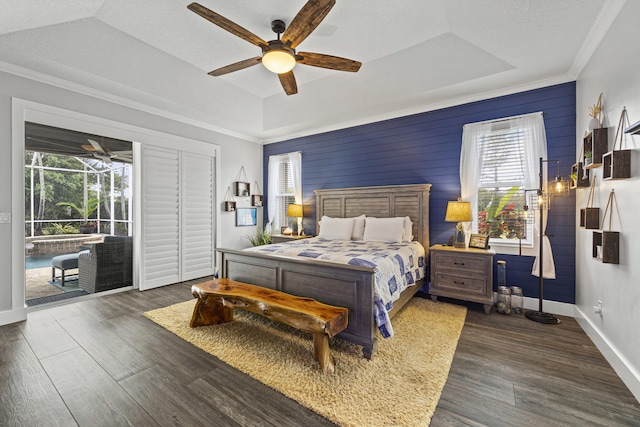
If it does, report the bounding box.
[244,238,426,337]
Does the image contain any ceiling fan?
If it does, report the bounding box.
[187,0,362,95]
[81,139,132,164]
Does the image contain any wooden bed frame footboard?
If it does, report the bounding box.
[219,248,382,358]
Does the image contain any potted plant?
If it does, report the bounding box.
[245,226,271,246]
[57,198,99,234]
[584,149,593,165]
[587,93,603,131]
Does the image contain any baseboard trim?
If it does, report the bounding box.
[522,296,575,317]
[0,307,27,326]
[574,306,640,402]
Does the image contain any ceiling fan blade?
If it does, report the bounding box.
[208,57,262,76]
[282,0,335,49]
[297,52,361,72]
[187,3,267,48]
[87,138,104,152]
[278,71,298,96]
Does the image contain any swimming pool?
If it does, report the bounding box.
[25,255,55,270]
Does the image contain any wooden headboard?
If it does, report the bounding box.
[314,184,432,250]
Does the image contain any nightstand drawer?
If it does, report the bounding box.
[432,273,487,296]
[432,252,487,273]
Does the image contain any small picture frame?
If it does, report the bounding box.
[469,233,489,249]
[236,207,257,227]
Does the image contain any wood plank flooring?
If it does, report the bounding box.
[1,281,639,426]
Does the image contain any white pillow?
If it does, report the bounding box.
[318,216,355,240]
[351,214,366,240]
[363,217,405,242]
[403,216,414,242]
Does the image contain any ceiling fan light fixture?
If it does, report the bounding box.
[262,49,296,74]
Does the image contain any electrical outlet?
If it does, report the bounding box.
[0,212,11,223]
[593,300,603,314]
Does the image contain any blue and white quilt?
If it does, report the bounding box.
[244,238,426,338]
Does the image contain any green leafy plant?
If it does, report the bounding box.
[42,222,79,235]
[245,226,271,246]
[478,186,527,239]
[56,197,99,225]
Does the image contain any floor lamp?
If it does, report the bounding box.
[524,157,568,324]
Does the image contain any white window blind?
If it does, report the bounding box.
[477,126,529,241]
[274,159,295,231]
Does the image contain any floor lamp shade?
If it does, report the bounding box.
[445,199,472,248]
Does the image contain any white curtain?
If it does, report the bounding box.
[460,112,555,278]
[288,151,302,204]
[267,155,280,230]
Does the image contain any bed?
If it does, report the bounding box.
[218,183,431,359]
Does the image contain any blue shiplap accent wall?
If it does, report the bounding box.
[263,82,576,304]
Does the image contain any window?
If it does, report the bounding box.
[268,152,301,232]
[461,113,547,255]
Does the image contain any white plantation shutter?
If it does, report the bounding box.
[181,153,214,280]
[141,146,180,289]
[139,146,216,290]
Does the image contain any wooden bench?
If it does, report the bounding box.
[190,278,348,374]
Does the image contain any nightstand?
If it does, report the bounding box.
[270,234,313,244]
[429,244,495,314]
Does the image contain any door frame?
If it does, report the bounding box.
[11,98,220,316]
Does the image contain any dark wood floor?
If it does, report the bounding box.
[1,281,639,426]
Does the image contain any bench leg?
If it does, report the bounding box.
[61,269,66,287]
[190,297,233,327]
[313,333,335,374]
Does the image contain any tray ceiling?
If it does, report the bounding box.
[0,1,618,142]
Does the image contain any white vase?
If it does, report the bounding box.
[587,117,600,131]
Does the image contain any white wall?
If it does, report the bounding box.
[575,0,640,400]
[0,69,262,325]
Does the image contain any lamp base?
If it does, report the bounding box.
[525,310,561,324]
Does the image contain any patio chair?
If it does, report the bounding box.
[78,236,133,293]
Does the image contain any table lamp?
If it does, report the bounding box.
[445,198,472,248]
[287,203,303,236]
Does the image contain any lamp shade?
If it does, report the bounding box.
[262,49,296,74]
[445,200,472,222]
[287,203,303,218]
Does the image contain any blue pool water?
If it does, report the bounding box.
[25,255,55,270]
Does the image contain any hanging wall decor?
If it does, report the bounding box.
[251,180,263,207]
[570,144,590,189]
[592,190,619,264]
[603,107,632,180]
[223,186,236,212]
[233,166,250,197]
[583,127,608,170]
[580,177,599,229]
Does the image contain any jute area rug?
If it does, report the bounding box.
[144,297,467,426]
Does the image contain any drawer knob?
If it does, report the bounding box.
[454,280,465,285]
[454,262,465,266]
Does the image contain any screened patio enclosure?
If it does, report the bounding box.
[24,122,133,239]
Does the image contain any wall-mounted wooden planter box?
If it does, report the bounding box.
[570,162,590,188]
[602,150,631,180]
[251,195,263,207]
[580,207,599,229]
[234,181,250,197]
[223,201,236,212]
[583,128,608,170]
[592,231,619,264]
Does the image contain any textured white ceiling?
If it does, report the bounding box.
[0,0,616,142]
